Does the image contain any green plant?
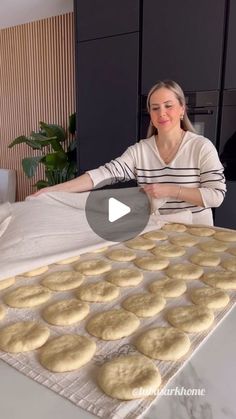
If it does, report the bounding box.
[8,114,77,190]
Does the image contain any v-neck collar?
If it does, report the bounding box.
[152,130,188,166]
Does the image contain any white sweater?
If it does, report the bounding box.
[87,131,226,225]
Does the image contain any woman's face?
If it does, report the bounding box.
[149,87,184,134]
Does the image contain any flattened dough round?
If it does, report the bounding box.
[214,231,236,242]
[199,240,228,253]
[4,285,52,308]
[23,266,49,277]
[187,227,215,237]
[0,321,50,353]
[105,268,143,287]
[0,305,6,321]
[202,271,236,289]
[97,354,161,400]
[142,230,168,241]
[42,299,89,326]
[86,309,140,340]
[56,255,80,265]
[0,277,15,290]
[189,287,229,309]
[151,244,186,258]
[170,234,199,247]
[39,334,96,372]
[74,259,111,276]
[190,252,221,267]
[166,305,214,332]
[105,248,136,262]
[91,246,108,253]
[122,293,165,317]
[162,223,187,232]
[135,327,190,361]
[221,257,236,271]
[125,237,155,250]
[134,255,169,271]
[228,247,236,256]
[149,277,186,298]
[41,271,84,291]
[166,263,203,280]
[76,281,119,302]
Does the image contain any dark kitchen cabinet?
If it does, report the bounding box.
[142,0,226,93]
[224,0,236,89]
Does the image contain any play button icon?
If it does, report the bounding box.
[85,180,151,242]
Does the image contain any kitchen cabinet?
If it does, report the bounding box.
[224,0,236,89]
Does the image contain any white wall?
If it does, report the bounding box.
[0,0,73,29]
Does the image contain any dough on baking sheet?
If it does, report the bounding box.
[23,266,49,277]
[190,252,221,267]
[125,237,155,250]
[202,271,236,289]
[221,257,236,271]
[162,223,187,232]
[91,246,109,253]
[39,334,96,372]
[198,240,228,253]
[149,277,186,298]
[142,230,168,241]
[0,321,50,353]
[214,231,236,242]
[97,354,161,400]
[134,255,169,271]
[0,277,15,290]
[105,248,136,262]
[166,305,214,332]
[74,259,112,276]
[187,227,215,237]
[4,285,52,308]
[105,268,143,287]
[228,247,236,256]
[151,244,186,258]
[76,281,119,302]
[41,271,84,291]
[55,255,80,265]
[0,305,6,321]
[135,327,191,361]
[170,234,199,247]
[86,309,140,340]
[166,263,203,280]
[42,299,90,326]
[189,287,229,309]
[121,293,166,317]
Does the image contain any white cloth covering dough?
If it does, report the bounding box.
[149,277,187,298]
[189,287,230,309]
[166,263,203,280]
[105,248,136,262]
[135,327,191,361]
[151,244,186,258]
[55,255,80,265]
[221,257,236,272]
[97,354,161,400]
[76,281,119,302]
[23,266,49,277]
[42,299,90,326]
[121,293,166,317]
[170,234,199,247]
[161,223,187,232]
[41,271,85,291]
[201,271,236,289]
[228,247,236,256]
[4,285,52,308]
[0,305,6,321]
[125,237,155,250]
[39,334,96,372]
[105,268,143,287]
[0,321,50,353]
[166,305,214,332]
[190,252,221,267]
[214,231,236,242]
[134,255,169,271]
[0,277,15,290]
[74,259,112,276]
[86,309,140,340]
[198,240,228,253]
[142,230,168,241]
[187,227,215,237]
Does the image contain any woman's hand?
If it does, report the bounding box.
[142,183,173,199]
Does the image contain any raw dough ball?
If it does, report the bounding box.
[151,244,186,258]
[97,354,161,400]
[105,268,143,287]
[166,263,203,280]
[4,285,52,308]
[134,255,169,271]
[202,271,236,289]
[0,321,50,353]
[170,234,199,247]
[142,230,168,241]
[74,259,112,276]
[23,266,49,277]
[135,327,191,361]
[125,237,155,250]
[187,227,215,237]
[76,281,119,302]
[214,231,236,242]
[105,248,136,262]
[190,252,221,267]
[166,305,214,332]
[228,247,236,256]
[39,334,96,372]
[162,223,187,232]
[0,305,6,321]
[0,277,15,290]
[41,271,84,291]
[42,299,90,326]
[55,255,80,265]
[122,293,165,317]
[86,309,140,340]
[189,287,229,309]
[149,277,186,298]
[221,257,236,272]
[198,240,228,253]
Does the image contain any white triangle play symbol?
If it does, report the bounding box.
[108,197,131,222]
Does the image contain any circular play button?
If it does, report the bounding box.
[85,182,151,242]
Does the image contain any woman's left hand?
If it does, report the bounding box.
[142,183,173,199]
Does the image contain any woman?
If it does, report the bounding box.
[34,80,226,225]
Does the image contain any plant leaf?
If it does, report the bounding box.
[41,151,68,171]
[39,122,66,141]
[34,180,49,190]
[22,156,42,178]
[8,135,28,148]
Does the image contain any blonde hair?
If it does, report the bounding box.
[146,80,196,137]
